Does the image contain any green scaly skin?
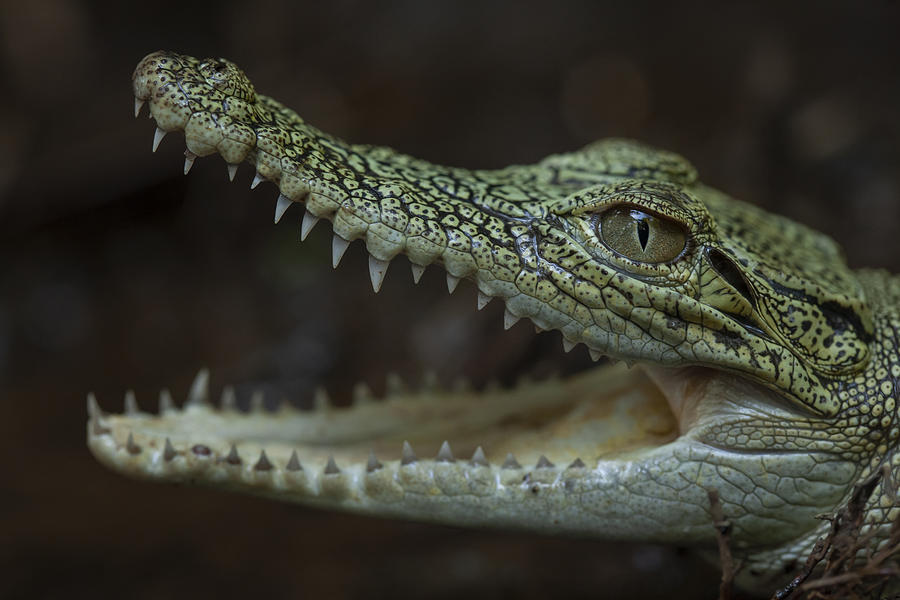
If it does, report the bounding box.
[88,51,900,593]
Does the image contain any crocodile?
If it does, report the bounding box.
[88,51,900,594]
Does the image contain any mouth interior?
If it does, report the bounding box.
[116,362,680,470]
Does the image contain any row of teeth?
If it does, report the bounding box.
[88,371,586,475]
[98,368,540,417]
[137,98,629,365]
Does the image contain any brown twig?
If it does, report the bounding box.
[772,467,900,600]
[708,489,736,600]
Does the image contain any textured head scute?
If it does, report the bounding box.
[198,57,257,103]
[702,189,874,377]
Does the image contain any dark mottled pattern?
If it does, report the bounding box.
[123,50,900,589]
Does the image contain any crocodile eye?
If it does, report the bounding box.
[597,206,687,263]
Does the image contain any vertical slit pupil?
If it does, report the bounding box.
[636,218,650,250]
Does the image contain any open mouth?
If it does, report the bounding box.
[89,52,861,553]
[88,360,680,500]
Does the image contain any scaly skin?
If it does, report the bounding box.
[88,51,900,593]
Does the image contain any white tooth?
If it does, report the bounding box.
[401,441,417,465]
[250,172,264,189]
[183,151,196,175]
[477,291,491,310]
[332,235,350,268]
[274,194,292,224]
[300,211,319,241]
[124,390,138,415]
[470,446,489,467]
[152,127,166,152]
[220,386,237,411]
[410,263,426,284]
[446,274,460,294]
[158,389,174,413]
[589,349,603,362]
[134,97,145,118]
[227,163,238,181]
[503,309,520,330]
[313,386,331,411]
[186,369,210,406]
[368,256,390,293]
[562,338,576,353]
[436,440,455,462]
[352,382,374,405]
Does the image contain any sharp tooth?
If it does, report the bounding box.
[313,386,331,411]
[227,163,238,181]
[324,455,341,475]
[385,372,406,396]
[477,291,491,310]
[250,390,265,412]
[254,450,273,472]
[366,450,383,473]
[286,450,303,472]
[446,274,460,294]
[183,151,196,175]
[470,446,489,467]
[410,263,426,284]
[87,393,103,419]
[225,444,242,465]
[87,393,111,436]
[152,127,167,152]
[332,235,350,268]
[163,438,177,462]
[401,441,417,465]
[501,453,521,469]
[352,382,374,405]
[158,388,174,413]
[535,455,555,469]
[124,390,138,415]
[503,309,520,330]
[589,349,603,362]
[126,432,141,455]
[134,97,145,118]
[567,458,586,469]
[368,256,390,293]
[220,386,236,411]
[274,194,292,224]
[250,172,264,189]
[436,440,455,463]
[300,211,319,241]
[562,338,576,353]
[186,369,210,406]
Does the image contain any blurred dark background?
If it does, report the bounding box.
[1,1,898,598]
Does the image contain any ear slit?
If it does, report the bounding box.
[706,248,756,308]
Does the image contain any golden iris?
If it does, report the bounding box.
[598,206,687,263]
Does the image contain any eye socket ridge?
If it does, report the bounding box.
[595,204,689,264]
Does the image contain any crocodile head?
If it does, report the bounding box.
[89,52,892,587]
